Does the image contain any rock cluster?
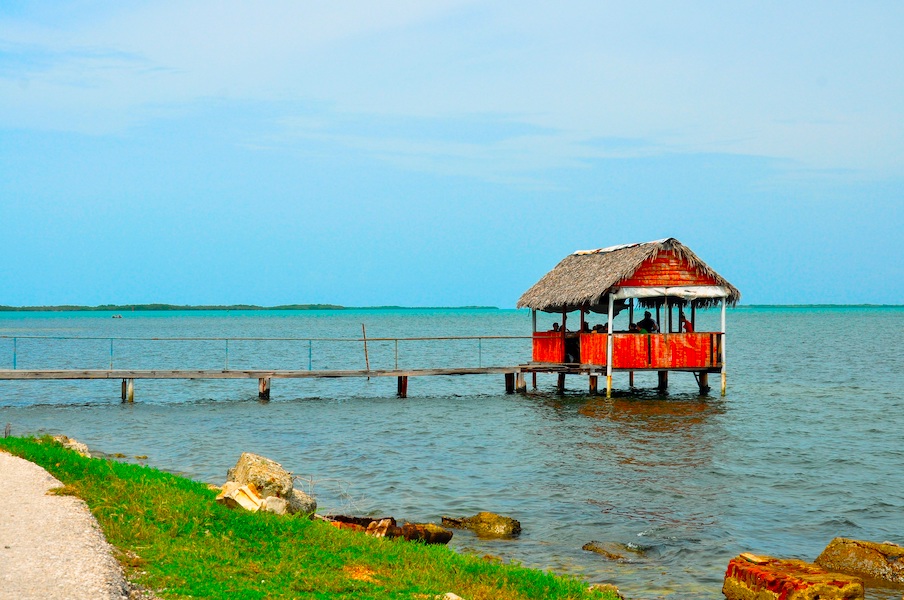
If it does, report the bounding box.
[723,538,904,599]
[321,515,453,545]
[441,512,521,538]
[50,435,91,457]
[722,553,864,600]
[216,452,316,516]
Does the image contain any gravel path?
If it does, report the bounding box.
[0,451,130,600]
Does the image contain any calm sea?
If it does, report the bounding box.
[1,307,902,599]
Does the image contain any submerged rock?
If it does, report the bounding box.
[816,537,904,585]
[582,541,627,562]
[441,512,521,538]
[583,540,648,562]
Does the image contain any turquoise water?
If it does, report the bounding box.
[1,307,902,599]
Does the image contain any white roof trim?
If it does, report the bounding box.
[612,285,730,300]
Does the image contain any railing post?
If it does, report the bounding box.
[12,337,16,370]
[478,338,482,368]
[394,339,399,370]
[308,340,313,371]
[225,339,229,370]
[110,339,114,370]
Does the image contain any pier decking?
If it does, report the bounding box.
[0,366,527,401]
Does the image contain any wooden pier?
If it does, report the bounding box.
[1,312,733,400]
[0,366,526,401]
[0,363,721,401]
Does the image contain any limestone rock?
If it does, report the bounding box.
[227,452,294,500]
[582,541,627,562]
[261,496,289,515]
[441,512,521,538]
[588,583,626,599]
[51,435,91,458]
[216,482,263,512]
[366,518,399,538]
[722,553,863,600]
[286,488,317,516]
[401,522,453,545]
[815,537,904,585]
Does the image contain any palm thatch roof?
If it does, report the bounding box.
[517,238,740,313]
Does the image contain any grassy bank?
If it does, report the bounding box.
[0,437,617,600]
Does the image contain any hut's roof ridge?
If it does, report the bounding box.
[573,238,670,256]
[517,238,740,312]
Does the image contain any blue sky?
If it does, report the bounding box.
[1,2,902,307]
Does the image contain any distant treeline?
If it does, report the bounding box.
[0,304,499,312]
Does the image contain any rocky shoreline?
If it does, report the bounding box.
[12,436,904,600]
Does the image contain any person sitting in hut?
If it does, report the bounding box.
[629,322,639,333]
[637,311,658,333]
[551,322,560,332]
[680,314,694,333]
[592,323,608,333]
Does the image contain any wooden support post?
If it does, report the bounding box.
[606,294,614,398]
[258,377,271,400]
[589,375,598,395]
[629,371,635,387]
[504,372,515,394]
[721,298,727,396]
[557,373,566,394]
[532,372,537,390]
[122,378,134,403]
[698,372,710,395]
[657,371,668,392]
[514,372,526,393]
[397,376,408,398]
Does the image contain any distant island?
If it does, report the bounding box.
[0,304,499,312]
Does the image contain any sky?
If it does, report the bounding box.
[1,1,902,307]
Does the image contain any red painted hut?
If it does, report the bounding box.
[517,238,741,396]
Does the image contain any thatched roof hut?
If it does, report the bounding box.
[517,238,740,313]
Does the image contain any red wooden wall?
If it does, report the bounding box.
[580,333,607,365]
[532,331,564,362]
[617,251,718,287]
[534,331,722,368]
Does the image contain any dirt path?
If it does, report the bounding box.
[0,451,130,600]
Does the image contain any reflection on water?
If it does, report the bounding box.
[2,308,903,599]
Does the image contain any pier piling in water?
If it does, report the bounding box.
[258,377,271,400]
[514,372,526,393]
[397,376,408,398]
[121,379,134,403]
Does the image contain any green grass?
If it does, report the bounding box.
[0,437,618,600]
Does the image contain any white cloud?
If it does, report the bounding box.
[1,1,903,175]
